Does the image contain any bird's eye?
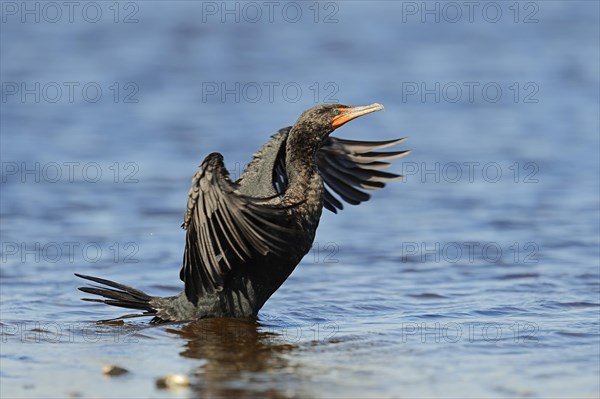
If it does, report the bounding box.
[333,109,341,116]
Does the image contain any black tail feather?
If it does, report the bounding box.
[75,273,157,321]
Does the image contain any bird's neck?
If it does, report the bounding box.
[283,128,322,199]
[285,128,319,177]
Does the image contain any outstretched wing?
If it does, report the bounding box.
[180,152,293,303]
[316,137,410,213]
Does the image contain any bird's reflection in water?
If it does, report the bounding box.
[165,318,307,399]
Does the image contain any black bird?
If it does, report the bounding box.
[76,103,410,323]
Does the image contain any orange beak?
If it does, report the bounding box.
[331,103,384,130]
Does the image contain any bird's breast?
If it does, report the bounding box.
[283,173,324,250]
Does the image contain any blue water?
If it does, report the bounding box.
[1,1,599,398]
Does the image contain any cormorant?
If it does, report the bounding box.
[76,103,410,323]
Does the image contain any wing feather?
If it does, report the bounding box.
[317,137,410,212]
[180,152,295,303]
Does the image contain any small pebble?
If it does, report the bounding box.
[155,374,191,390]
[102,365,129,376]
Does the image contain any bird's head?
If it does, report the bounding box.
[292,103,384,143]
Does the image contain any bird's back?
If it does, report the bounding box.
[236,128,290,198]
